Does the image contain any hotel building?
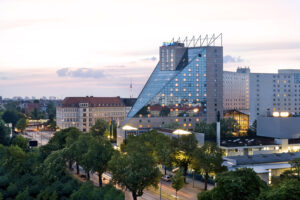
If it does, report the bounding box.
[123,34,223,129]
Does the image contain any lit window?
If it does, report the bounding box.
[176,118,179,122]
[162,104,165,107]
[175,88,179,92]
[184,123,187,127]
[170,93,173,96]
[147,124,151,128]
[183,88,186,91]
[183,79,186,81]
[196,89,199,92]
[184,73,186,76]
[196,84,199,86]
[204,93,207,97]
[196,99,199,101]
[188,68,191,72]
[196,118,199,122]
[175,104,178,107]
[204,74,206,77]
[196,73,199,76]
[196,79,199,81]
[175,109,178,111]
[139,114,142,118]
[162,93,165,96]
[277,94,280,97]
[175,78,178,81]
[188,123,192,127]
[196,94,199,96]
[175,83,178,86]
[188,93,191,96]
[139,125,143,128]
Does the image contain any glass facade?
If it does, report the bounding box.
[127,43,210,119]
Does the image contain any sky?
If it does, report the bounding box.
[0,0,300,98]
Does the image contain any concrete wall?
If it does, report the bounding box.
[257,116,300,139]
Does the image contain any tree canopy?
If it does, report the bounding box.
[192,142,225,190]
[198,168,267,200]
[109,139,161,200]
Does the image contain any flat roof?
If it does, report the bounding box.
[226,152,300,165]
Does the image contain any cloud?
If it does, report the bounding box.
[223,55,244,63]
[56,68,105,79]
[141,56,157,61]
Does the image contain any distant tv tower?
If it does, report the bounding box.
[130,79,133,99]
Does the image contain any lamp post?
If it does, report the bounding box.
[192,169,195,188]
[160,179,162,200]
[216,111,221,147]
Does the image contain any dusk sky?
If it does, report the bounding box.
[1,0,300,98]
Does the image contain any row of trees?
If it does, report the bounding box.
[116,130,225,199]
[0,126,124,200]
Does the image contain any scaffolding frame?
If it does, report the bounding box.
[171,33,222,47]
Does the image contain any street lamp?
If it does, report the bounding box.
[172,129,192,137]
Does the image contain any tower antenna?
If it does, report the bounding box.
[130,79,133,99]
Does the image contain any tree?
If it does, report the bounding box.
[72,134,94,179]
[15,187,31,200]
[30,107,40,120]
[90,119,109,137]
[2,110,20,128]
[12,135,29,151]
[171,171,185,199]
[109,143,161,200]
[289,158,300,180]
[194,121,216,140]
[155,134,173,175]
[0,120,10,145]
[172,134,197,183]
[88,137,114,187]
[198,168,267,200]
[16,118,27,133]
[1,145,28,176]
[192,142,224,190]
[258,179,300,200]
[42,150,67,183]
[247,120,257,137]
[220,118,240,137]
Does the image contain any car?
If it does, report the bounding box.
[161,174,173,182]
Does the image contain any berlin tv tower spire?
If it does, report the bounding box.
[130,79,133,99]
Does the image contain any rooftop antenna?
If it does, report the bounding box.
[130,79,133,99]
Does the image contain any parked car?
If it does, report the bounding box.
[161,174,173,182]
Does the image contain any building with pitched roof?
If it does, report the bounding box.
[56,96,126,132]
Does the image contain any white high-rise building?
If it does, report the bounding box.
[223,67,250,113]
[224,68,300,125]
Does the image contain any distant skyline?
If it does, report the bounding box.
[1,0,300,98]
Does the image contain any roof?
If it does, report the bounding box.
[220,136,276,148]
[226,152,300,165]
[61,96,125,107]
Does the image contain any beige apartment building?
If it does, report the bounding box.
[56,96,126,132]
